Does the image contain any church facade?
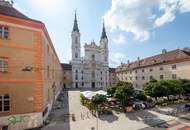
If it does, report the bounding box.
[71,13,109,89]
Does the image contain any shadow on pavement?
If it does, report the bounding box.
[41,90,71,130]
[126,110,168,128]
[99,114,119,123]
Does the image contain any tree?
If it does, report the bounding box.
[152,82,168,101]
[91,94,107,106]
[179,79,190,95]
[107,86,117,97]
[113,81,134,107]
[143,80,158,98]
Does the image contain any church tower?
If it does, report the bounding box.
[100,22,108,65]
[71,12,81,61]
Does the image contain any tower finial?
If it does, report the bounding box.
[101,21,107,39]
[72,10,79,32]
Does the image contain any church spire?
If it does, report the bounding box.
[101,22,107,39]
[72,11,79,33]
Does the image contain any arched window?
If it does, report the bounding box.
[75,53,78,58]
[92,54,95,61]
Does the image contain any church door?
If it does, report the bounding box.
[92,82,95,88]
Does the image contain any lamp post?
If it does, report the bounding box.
[96,105,100,130]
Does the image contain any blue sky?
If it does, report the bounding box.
[13,0,190,67]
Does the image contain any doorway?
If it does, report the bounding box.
[92,82,95,88]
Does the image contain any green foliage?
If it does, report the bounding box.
[144,79,184,101]
[179,79,190,95]
[91,94,107,106]
[136,92,147,101]
[109,81,134,107]
[143,80,158,98]
[107,86,117,97]
[80,94,95,111]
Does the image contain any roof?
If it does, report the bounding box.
[116,48,190,72]
[72,12,79,32]
[0,4,42,23]
[109,68,116,72]
[101,23,107,39]
[61,63,72,71]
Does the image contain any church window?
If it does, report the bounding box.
[75,37,78,43]
[75,53,78,58]
[75,74,78,80]
[92,54,95,61]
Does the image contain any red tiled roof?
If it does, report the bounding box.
[116,49,190,72]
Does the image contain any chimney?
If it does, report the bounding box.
[162,49,167,54]
[127,60,130,64]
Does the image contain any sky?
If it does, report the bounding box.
[12,0,190,67]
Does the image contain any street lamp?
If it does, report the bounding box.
[96,105,100,130]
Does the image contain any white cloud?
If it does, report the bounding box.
[109,52,127,67]
[104,0,190,41]
[113,34,127,45]
[179,0,190,13]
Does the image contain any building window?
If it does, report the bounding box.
[101,77,102,80]
[75,74,78,80]
[130,71,132,74]
[160,75,164,80]
[160,67,163,71]
[150,68,153,72]
[142,69,145,72]
[0,26,9,39]
[135,76,138,80]
[150,75,153,80]
[75,53,78,58]
[81,82,84,86]
[135,70,138,73]
[92,54,95,61]
[75,70,78,73]
[172,65,176,70]
[0,94,10,112]
[81,76,83,80]
[142,76,145,80]
[101,71,102,75]
[64,77,66,80]
[0,57,8,73]
[125,77,127,80]
[81,70,84,74]
[172,74,177,80]
[130,77,132,80]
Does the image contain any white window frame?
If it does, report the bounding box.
[0,26,9,39]
[0,95,10,112]
[0,58,8,73]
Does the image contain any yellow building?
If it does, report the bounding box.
[0,1,63,129]
[116,49,190,90]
